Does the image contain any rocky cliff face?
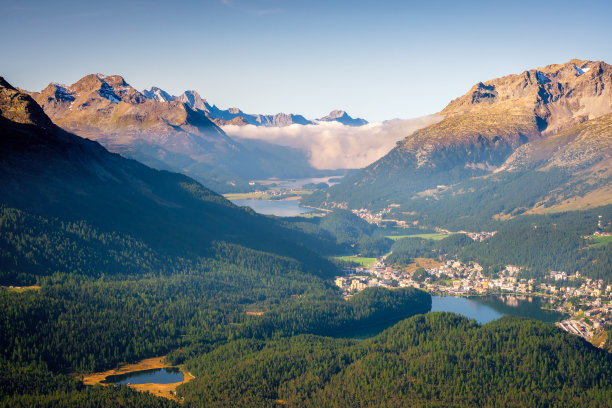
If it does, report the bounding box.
[29,74,236,154]
[443,59,612,136]
[500,113,612,173]
[1,77,53,129]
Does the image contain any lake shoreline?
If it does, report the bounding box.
[79,356,194,401]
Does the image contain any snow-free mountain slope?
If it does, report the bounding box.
[303,60,612,224]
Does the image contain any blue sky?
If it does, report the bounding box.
[2,0,611,122]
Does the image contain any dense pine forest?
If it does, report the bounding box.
[177,313,612,407]
[0,206,430,406]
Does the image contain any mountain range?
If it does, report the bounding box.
[141,86,368,127]
[26,74,343,192]
[303,59,612,228]
[142,86,313,127]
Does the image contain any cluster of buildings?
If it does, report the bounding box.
[334,258,611,346]
[461,230,497,241]
[351,207,392,223]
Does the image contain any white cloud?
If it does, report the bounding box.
[223,115,442,170]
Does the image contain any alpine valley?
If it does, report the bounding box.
[1,59,612,408]
[26,74,367,193]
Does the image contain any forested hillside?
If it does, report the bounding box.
[385,206,612,283]
[177,313,612,408]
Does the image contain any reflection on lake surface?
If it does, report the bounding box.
[431,295,565,324]
[349,294,564,340]
[232,199,312,216]
[263,176,343,189]
[103,367,183,385]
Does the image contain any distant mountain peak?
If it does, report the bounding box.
[142,86,174,102]
[96,73,128,87]
[176,90,210,112]
[318,110,368,126]
[327,109,347,119]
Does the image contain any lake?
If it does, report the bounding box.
[431,294,564,324]
[102,367,184,385]
[348,294,564,340]
[232,198,312,216]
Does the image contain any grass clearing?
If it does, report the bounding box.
[588,235,612,248]
[331,255,377,268]
[391,257,444,274]
[386,233,452,241]
[590,330,608,348]
[2,285,41,292]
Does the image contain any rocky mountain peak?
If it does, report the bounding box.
[62,73,146,105]
[318,109,368,126]
[0,77,53,129]
[310,59,612,216]
[142,86,174,102]
[97,73,128,88]
[326,109,347,119]
[176,90,209,112]
[442,59,612,136]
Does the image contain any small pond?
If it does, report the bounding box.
[102,367,184,385]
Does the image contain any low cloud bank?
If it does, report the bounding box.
[223,115,441,170]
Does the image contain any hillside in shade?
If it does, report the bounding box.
[1,76,335,277]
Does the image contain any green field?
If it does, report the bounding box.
[589,234,612,248]
[386,233,452,241]
[331,255,377,268]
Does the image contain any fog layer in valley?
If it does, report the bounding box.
[223,115,442,170]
